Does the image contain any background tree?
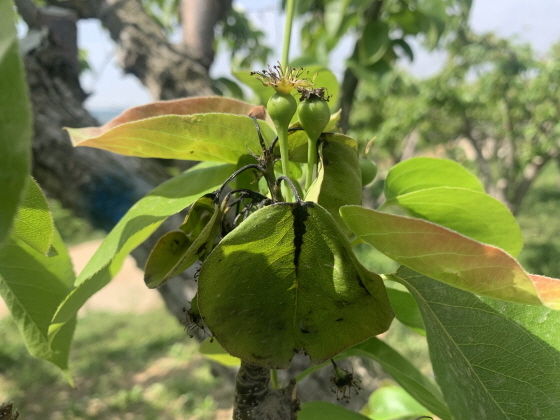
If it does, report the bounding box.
[351,31,560,214]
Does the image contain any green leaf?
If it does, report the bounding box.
[392,38,414,61]
[350,338,450,419]
[12,177,54,256]
[234,69,273,105]
[386,286,425,334]
[359,21,390,65]
[388,187,523,257]
[89,96,262,128]
[67,114,275,163]
[340,206,560,307]
[367,385,432,420]
[144,231,192,288]
[199,338,241,367]
[144,194,222,288]
[305,134,362,234]
[0,1,32,245]
[198,202,394,369]
[398,267,560,420]
[384,157,484,200]
[213,77,245,100]
[0,228,76,376]
[299,401,369,420]
[50,163,235,329]
[294,336,449,419]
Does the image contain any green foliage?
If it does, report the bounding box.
[144,194,222,288]
[0,0,31,245]
[352,33,560,212]
[4,2,560,418]
[295,336,449,419]
[517,163,560,278]
[12,177,55,256]
[365,385,432,420]
[305,134,362,233]
[0,228,76,376]
[198,202,393,368]
[67,114,275,163]
[51,163,235,332]
[217,6,272,68]
[399,267,560,420]
[342,205,547,306]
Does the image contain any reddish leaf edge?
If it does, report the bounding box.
[65,96,272,146]
[341,205,560,310]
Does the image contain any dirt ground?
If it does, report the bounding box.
[0,239,164,318]
[0,240,235,420]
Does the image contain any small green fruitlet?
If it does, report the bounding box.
[268,92,297,129]
[297,88,331,142]
[360,158,378,186]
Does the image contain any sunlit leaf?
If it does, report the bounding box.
[398,267,560,420]
[387,187,523,257]
[12,177,54,256]
[341,206,560,307]
[385,287,425,334]
[384,157,484,200]
[0,1,31,244]
[144,194,222,288]
[359,21,389,65]
[198,202,393,368]
[233,69,273,105]
[67,114,275,163]
[0,229,75,377]
[306,134,362,234]
[367,385,432,420]
[86,96,265,133]
[50,163,235,330]
[199,338,241,367]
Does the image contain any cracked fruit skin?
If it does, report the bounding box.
[197,202,394,369]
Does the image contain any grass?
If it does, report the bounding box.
[0,310,234,420]
[2,158,557,419]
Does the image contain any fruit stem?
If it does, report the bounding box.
[282,0,296,68]
[305,135,318,190]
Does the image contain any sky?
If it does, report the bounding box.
[77,0,560,111]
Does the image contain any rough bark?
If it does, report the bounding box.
[338,0,384,133]
[181,0,233,69]
[47,0,214,100]
[234,362,299,420]
[18,1,201,322]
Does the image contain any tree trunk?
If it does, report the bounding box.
[338,0,384,133]
[18,1,207,322]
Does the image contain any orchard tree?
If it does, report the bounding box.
[351,32,560,214]
[4,1,560,420]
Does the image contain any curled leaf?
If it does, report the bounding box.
[144,194,222,288]
[198,202,394,368]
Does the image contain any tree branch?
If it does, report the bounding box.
[48,0,214,100]
[234,361,299,420]
[338,0,384,133]
[181,0,233,69]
